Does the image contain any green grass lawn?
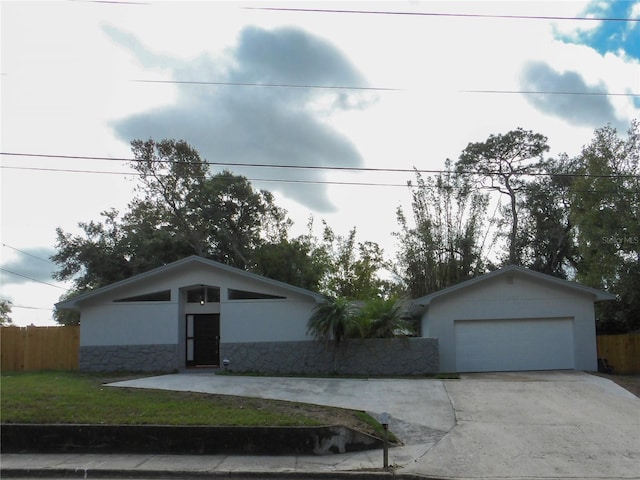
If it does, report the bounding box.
[0,371,329,426]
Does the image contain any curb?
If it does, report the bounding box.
[0,469,439,480]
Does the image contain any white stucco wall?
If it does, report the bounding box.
[220,299,315,342]
[421,272,598,372]
[80,302,179,346]
[79,260,318,350]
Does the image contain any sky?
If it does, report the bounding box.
[1,0,639,326]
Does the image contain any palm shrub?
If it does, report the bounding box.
[307,297,359,371]
[352,296,412,339]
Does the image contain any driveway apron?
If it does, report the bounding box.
[407,371,640,479]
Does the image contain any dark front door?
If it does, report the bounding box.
[186,314,220,367]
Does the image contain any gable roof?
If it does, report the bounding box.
[56,255,326,310]
[410,265,616,315]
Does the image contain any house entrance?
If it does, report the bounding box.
[186,314,220,367]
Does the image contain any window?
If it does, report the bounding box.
[186,286,220,303]
[228,288,285,300]
[114,290,171,302]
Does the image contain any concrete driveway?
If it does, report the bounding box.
[110,371,640,479]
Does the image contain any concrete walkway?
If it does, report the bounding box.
[2,371,638,479]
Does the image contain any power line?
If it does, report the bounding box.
[2,244,56,265]
[0,268,66,290]
[461,89,640,98]
[133,79,402,92]
[2,152,639,179]
[0,165,635,195]
[0,165,414,187]
[132,79,638,97]
[247,6,640,22]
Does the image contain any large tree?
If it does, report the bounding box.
[394,163,489,298]
[456,128,549,265]
[568,122,640,332]
[129,139,289,268]
[318,223,389,300]
[52,139,291,302]
[517,156,577,278]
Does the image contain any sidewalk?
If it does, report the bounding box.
[0,446,434,479]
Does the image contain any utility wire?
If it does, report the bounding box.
[247,6,640,22]
[2,152,639,179]
[132,79,638,97]
[133,79,401,92]
[461,89,640,97]
[0,165,635,195]
[2,244,56,265]
[0,165,414,187]
[0,268,66,290]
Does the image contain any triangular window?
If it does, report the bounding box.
[114,290,171,302]
[228,289,285,300]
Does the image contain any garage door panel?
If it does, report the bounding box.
[455,318,574,372]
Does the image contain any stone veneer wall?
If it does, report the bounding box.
[220,338,439,375]
[79,344,180,372]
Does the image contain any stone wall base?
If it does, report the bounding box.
[220,338,439,376]
[79,339,438,375]
[79,344,180,372]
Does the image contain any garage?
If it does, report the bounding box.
[411,265,616,373]
[454,318,575,372]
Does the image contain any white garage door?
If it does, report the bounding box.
[454,318,575,372]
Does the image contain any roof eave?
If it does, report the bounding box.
[54,255,326,309]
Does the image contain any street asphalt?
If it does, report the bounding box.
[2,371,638,479]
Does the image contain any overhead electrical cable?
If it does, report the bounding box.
[1,152,639,179]
[246,6,640,22]
[461,89,639,97]
[133,79,402,92]
[0,268,66,290]
[2,244,57,265]
[131,79,638,97]
[0,166,635,194]
[0,165,414,187]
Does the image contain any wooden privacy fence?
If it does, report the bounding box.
[1,326,80,372]
[597,334,640,374]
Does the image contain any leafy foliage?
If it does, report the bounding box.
[567,122,640,332]
[319,223,388,300]
[52,140,291,299]
[49,125,640,334]
[351,296,414,339]
[1,299,13,326]
[456,128,549,265]
[517,157,577,278]
[306,297,359,349]
[394,163,489,298]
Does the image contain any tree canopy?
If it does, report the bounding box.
[51,125,639,333]
[394,162,489,298]
[456,128,549,265]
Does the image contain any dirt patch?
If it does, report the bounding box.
[593,373,640,398]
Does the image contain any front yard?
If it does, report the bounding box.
[0,371,385,438]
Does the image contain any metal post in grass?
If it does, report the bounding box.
[380,412,390,469]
